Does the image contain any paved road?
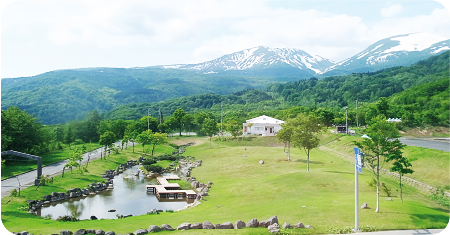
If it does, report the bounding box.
[399,138,449,152]
[350,229,445,235]
[1,141,126,198]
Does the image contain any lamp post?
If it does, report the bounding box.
[344,106,348,134]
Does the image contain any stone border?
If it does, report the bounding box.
[12,215,314,235]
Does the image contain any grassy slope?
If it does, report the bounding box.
[1,137,448,234]
[1,143,103,180]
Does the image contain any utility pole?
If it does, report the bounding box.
[344,106,348,134]
[147,108,150,131]
[356,100,358,131]
[221,103,223,134]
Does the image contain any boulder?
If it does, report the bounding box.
[361,202,369,209]
[268,223,280,233]
[246,218,258,228]
[208,181,213,185]
[86,230,95,234]
[305,225,313,229]
[105,232,115,235]
[20,232,29,235]
[282,222,293,229]
[258,220,271,228]
[267,215,278,225]
[60,231,73,235]
[234,220,246,229]
[133,229,148,235]
[203,221,215,229]
[160,224,174,231]
[176,223,191,230]
[259,160,264,164]
[147,226,160,233]
[293,222,305,228]
[385,198,393,201]
[215,222,233,229]
[191,181,199,188]
[74,229,86,235]
[95,230,105,235]
[190,223,203,229]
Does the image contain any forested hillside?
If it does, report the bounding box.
[105,51,449,125]
[268,51,449,107]
[1,67,297,124]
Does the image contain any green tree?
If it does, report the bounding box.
[64,125,74,150]
[150,132,168,156]
[314,108,334,128]
[99,131,116,159]
[354,115,402,212]
[292,115,323,171]
[82,110,102,142]
[201,118,218,148]
[385,142,413,202]
[181,114,195,135]
[1,122,12,152]
[173,108,186,136]
[277,119,298,161]
[136,130,152,154]
[1,106,42,152]
[225,118,243,139]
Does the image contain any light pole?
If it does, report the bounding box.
[344,106,348,134]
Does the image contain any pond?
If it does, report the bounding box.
[36,165,194,220]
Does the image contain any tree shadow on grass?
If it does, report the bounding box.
[294,159,324,164]
[323,170,354,175]
[410,211,449,226]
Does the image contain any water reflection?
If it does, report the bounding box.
[37,165,193,220]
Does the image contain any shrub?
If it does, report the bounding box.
[144,165,164,173]
[10,189,18,197]
[142,158,157,165]
[157,154,182,161]
[56,215,79,222]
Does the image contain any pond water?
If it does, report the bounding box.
[36,165,194,220]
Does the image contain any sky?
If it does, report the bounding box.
[0,0,449,78]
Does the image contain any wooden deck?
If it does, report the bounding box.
[146,175,197,199]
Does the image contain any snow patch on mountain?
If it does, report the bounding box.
[163,45,335,74]
[384,32,446,53]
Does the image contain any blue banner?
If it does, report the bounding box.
[354,147,362,173]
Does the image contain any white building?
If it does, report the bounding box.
[242,115,285,136]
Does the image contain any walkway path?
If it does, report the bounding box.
[1,141,127,198]
[348,229,445,235]
[399,138,449,152]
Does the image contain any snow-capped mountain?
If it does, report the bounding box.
[323,32,449,75]
[162,46,336,76]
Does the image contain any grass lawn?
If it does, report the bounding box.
[1,143,103,180]
[1,137,448,235]
[153,160,173,169]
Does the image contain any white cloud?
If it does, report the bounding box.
[381,4,403,18]
[1,0,450,78]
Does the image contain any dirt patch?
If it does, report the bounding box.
[401,126,450,138]
[169,138,206,147]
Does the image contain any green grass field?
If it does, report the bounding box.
[1,143,103,180]
[1,136,448,234]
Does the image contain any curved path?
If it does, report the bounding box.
[399,138,449,152]
[1,141,127,198]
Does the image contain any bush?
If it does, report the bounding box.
[429,187,450,207]
[144,165,164,173]
[56,215,79,222]
[10,189,18,197]
[142,158,157,165]
[156,154,182,161]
